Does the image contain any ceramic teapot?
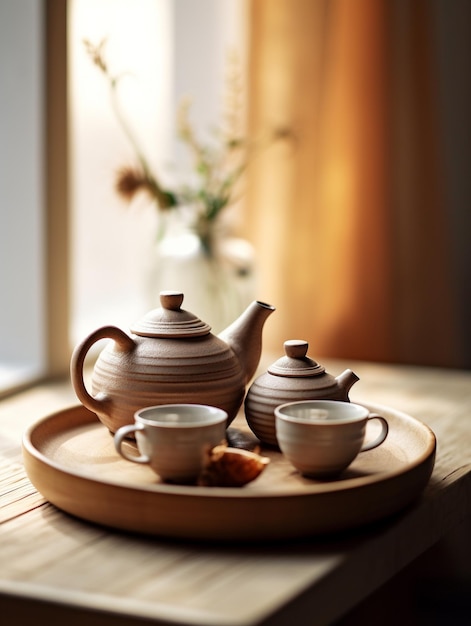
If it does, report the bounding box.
[244,339,359,447]
[71,291,275,434]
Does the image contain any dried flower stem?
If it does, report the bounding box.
[83,39,291,255]
[84,38,176,210]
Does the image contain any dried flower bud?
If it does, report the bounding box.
[83,38,108,74]
[115,166,148,201]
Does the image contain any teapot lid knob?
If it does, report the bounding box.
[268,340,325,377]
[130,291,211,338]
[160,291,184,311]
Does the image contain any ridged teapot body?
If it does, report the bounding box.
[71,292,275,433]
[244,340,359,447]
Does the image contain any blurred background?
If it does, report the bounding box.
[245,0,471,370]
[1,0,470,395]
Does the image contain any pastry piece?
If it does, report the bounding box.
[199,444,269,487]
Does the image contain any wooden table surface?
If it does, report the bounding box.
[1,359,470,626]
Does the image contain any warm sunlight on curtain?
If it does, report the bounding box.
[244,0,468,368]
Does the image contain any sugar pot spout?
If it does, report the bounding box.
[335,368,360,396]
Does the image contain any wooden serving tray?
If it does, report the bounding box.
[22,403,436,542]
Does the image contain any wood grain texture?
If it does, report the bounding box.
[21,403,435,541]
[0,359,470,625]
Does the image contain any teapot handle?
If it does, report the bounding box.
[70,326,135,415]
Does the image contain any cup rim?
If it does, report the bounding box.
[275,400,369,425]
[134,404,228,428]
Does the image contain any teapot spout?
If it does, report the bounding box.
[336,369,360,396]
[218,301,275,384]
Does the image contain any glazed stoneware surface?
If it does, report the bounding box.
[22,402,436,542]
[245,340,359,447]
[114,404,228,484]
[70,292,275,434]
[275,400,389,478]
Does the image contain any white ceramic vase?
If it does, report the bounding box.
[145,211,256,333]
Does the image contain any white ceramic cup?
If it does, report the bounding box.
[114,404,227,484]
[275,400,389,478]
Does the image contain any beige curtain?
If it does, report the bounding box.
[244,0,467,368]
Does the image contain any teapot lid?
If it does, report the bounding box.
[130,291,211,338]
[268,340,325,377]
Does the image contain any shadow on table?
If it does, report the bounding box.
[333,518,471,626]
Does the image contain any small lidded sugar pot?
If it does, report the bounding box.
[244,340,359,447]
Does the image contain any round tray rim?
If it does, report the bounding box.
[22,402,437,540]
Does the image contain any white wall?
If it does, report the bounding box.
[69,0,246,342]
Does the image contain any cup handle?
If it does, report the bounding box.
[360,414,389,452]
[114,423,150,463]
